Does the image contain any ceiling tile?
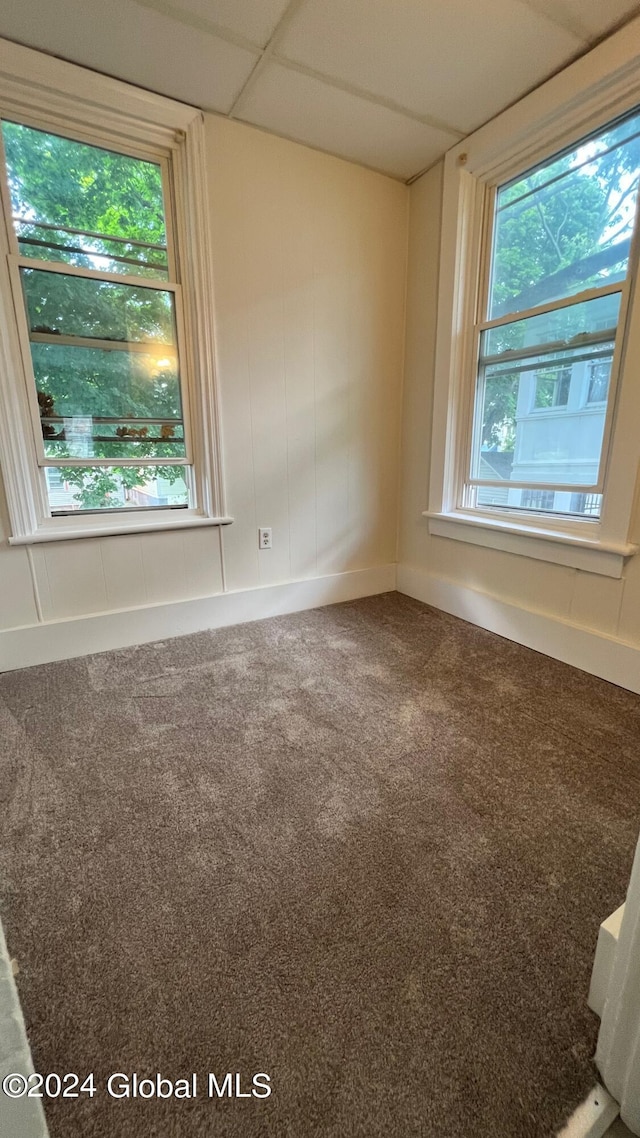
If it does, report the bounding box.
[0,0,259,112]
[163,0,292,48]
[237,62,458,179]
[523,0,640,42]
[277,0,583,134]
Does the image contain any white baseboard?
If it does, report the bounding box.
[557,1086,620,1138]
[6,561,640,690]
[0,564,397,671]
[589,904,625,1019]
[397,564,640,695]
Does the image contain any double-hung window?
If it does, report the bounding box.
[428,27,640,577]
[469,111,639,524]
[0,39,227,543]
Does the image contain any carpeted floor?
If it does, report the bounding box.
[1,592,639,1138]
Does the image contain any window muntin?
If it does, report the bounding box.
[466,108,640,522]
[480,292,620,358]
[0,120,192,516]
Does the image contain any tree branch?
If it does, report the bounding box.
[603,175,640,230]
[536,201,563,265]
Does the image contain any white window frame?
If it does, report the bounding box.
[427,19,640,579]
[0,37,230,543]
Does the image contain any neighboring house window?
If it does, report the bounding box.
[428,29,640,577]
[520,490,556,511]
[0,41,227,544]
[570,492,601,517]
[586,359,612,404]
[533,365,571,410]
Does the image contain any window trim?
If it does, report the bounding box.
[428,19,640,578]
[0,37,231,543]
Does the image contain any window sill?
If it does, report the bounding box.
[9,513,234,545]
[423,510,637,579]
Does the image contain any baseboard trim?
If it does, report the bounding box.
[589,905,626,1019]
[557,1085,619,1138]
[0,564,397,671]
[6,562,640,688]
[397,564,640,695]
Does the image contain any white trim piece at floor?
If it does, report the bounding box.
[0,564,397,671]
[557,1086,620,1138]
[589,905,626,1019]
[0,920,49,1138]
[397,565,640,695]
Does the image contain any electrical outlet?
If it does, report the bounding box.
[258,527,272,550]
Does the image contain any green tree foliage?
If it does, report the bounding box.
[2,121,167,252]
[480,114,640,451]
[2,121,185,508]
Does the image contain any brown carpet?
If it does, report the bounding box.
[1,592,639,1138]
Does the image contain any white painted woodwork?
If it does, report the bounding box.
[597,836,640,1134]
[0,39,227,545]
[397,566,640,694]
[0,564,397,671]
[424,20,640,573]
[398,160,640,670]
[557,1085,620,1138]
[589,905,626,1019]
[0,112,406,653]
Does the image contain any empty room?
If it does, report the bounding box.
[1,2,640,1136]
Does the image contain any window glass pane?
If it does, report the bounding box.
[476,487,602,518]
[45,465,189,513]
[20,268,176,344]
[2,121,168,278]
[33,343,185,459]
[473,339,614,486]
[489,109,640,317]
[482,293,620,362]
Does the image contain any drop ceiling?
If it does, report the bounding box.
[1,0,639,180]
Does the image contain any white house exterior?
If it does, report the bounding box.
[478,290,619,518]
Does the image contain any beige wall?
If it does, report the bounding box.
[399,160,640,649]
[0,116,408,635]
